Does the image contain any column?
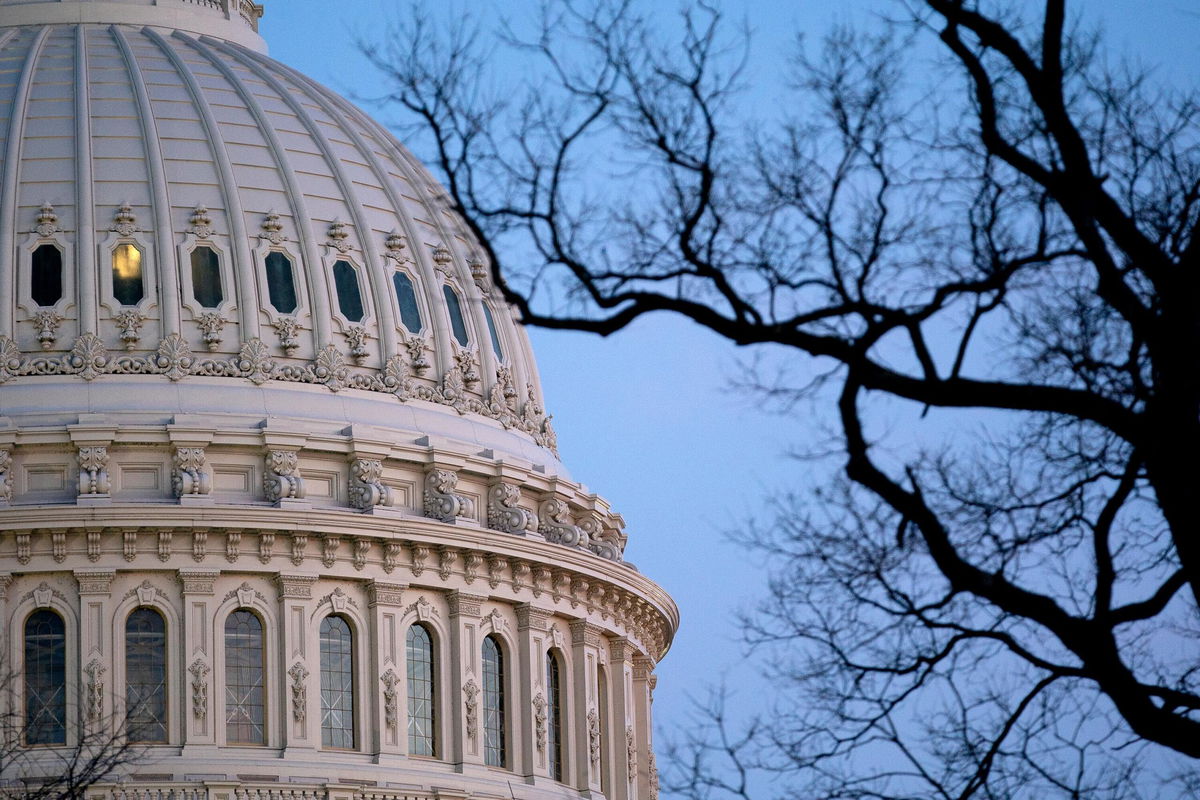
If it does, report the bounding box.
[368,580,408,759]
[632,655,655,800]
[571,620,605,796]
[275,572,317,753]
[447,591,487,768]
[178,569,220,746]
[515,603,552,779]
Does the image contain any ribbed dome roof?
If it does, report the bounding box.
[0,2,557,460]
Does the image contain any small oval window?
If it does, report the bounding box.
[333,260,365,322]
[443,285,469,346]
[482,304,504,361]
[112,244,144,306]
[31,244,63,307]
[392,272,422,333]
[191,246,223,308]
[265,251,298,314]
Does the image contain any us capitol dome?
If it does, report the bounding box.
[0,2,677,799]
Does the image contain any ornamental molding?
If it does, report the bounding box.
[124,579,168,605]
[0,334,559,455]
[276,573,318,599]
[76,569,115,595]
[318,586,357,613]
[404,595,439,622]
[463,677,480,741]
[446,591,485,619]
[533,692,548,753]
[381,669,400,730]
[0,449,11,504]
[626,725,637,777]
[288,662,308,721]
[177,569,220,595]
[25,582,65,608]
[33,202,62,238]
[188,659,210,720]
[84,659,105,722]
[588,708,601,769]
[367,580,407,607]
[223,581,265,607]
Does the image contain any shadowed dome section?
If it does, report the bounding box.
[0,11,556,457]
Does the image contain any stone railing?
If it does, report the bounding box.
[86,784,434,800]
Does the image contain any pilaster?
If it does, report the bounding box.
[447,590,486,767]
[571,619,605,794]
[177,568,219,743]
[368,579,408,757]
[608,637,634,798]
[632,655,655,800]
[516,602,552,778]
[275,572,318,752]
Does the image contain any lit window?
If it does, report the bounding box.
[24,610,66,745]
[443,285,469,346]
[482,304,504,361]
[126,608,168,743]
[320,615,355,749]
[191,246,223,308]
[112,243,144,306]
[225,610,265,745]
[265,251,298,313]
[31,244,63,307]
[407,624,436,756]
[547,650,564,781]
[483,635,506,767]
[333,260,365,322]
[392,271,422,333]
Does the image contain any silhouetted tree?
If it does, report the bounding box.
[364,1,1200,796]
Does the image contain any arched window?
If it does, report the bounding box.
[112,243,145,306]
[482,304,504,361]
[407,623,436,756]
[191,246,223,308]
[392,271,422,333]
[482,635,505,767]
[333,260,365,322]
[125,607,167,743]
[31,244,63,307]
[24,610,66,745]
[265,251,298,313]
[320,615,355,749]
[442,285,469,346]
[547,650,564,781]
[224,610,265,745]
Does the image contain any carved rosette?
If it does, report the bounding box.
[463,677,480,741]
[288,662,308,722]
[188,659,210,720]
[487,483,538,534]
[172,447,212,497]
[423,469,474,523]
[349,458,394,510]
[77,446,111,496]
[264,450,305,502]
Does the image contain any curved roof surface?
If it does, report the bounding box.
[0,0,557,460]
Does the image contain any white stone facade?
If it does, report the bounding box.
[0,3,677,800]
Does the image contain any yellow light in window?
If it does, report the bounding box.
[113,244,142,280]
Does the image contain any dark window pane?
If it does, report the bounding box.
[547,650,563,781]
[320,615,355,749]
[333,260,365,322]
[443,285,469,346]
[191,246,223,308]
[225,610,265,745]
[126,608,167,743]
[407,624,436,756]
[112,244,145,306]
[482,304,504,361]
[265,251,298,313]
[24,610,66,745]
[392,271,422,333]
[483,635,505,767]
[31,244,63,307]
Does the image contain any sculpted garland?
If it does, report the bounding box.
[0,332,559,455]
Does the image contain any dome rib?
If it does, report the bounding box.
[180,29,334,346]
[74,24,99,335]
[212,37,400,363]
[0,27,47,338]
[143,25,261,338]
[111,25,180,335]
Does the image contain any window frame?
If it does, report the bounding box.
[22,608,69,747]
[98,226,157,317]
[406,622,439,758]
[124,606,169,744]
[178,232,236,321]
[389,268,426,335]
[326,254,372,329]
[482,633,508,768]
[546,648,566,782]
[251,238,309,328]
[18,231,75,334]
[223,607,268,746]
[441,283,472,347]
[319,613,358,751]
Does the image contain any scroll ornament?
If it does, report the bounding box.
[264,450,305,502]
[423,469,474,522]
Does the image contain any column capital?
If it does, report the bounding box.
[275,572,318,599]
[177,568,220,595]
[367,579,408,607]
[515,602,552,631]
[75,568,116,595]
[447,590,487,618]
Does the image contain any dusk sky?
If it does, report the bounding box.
[261,0,1200,780]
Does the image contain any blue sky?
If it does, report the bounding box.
[260,0,1200,776]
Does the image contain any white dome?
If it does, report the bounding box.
[0,6,675,799]
[0,1,556,461]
